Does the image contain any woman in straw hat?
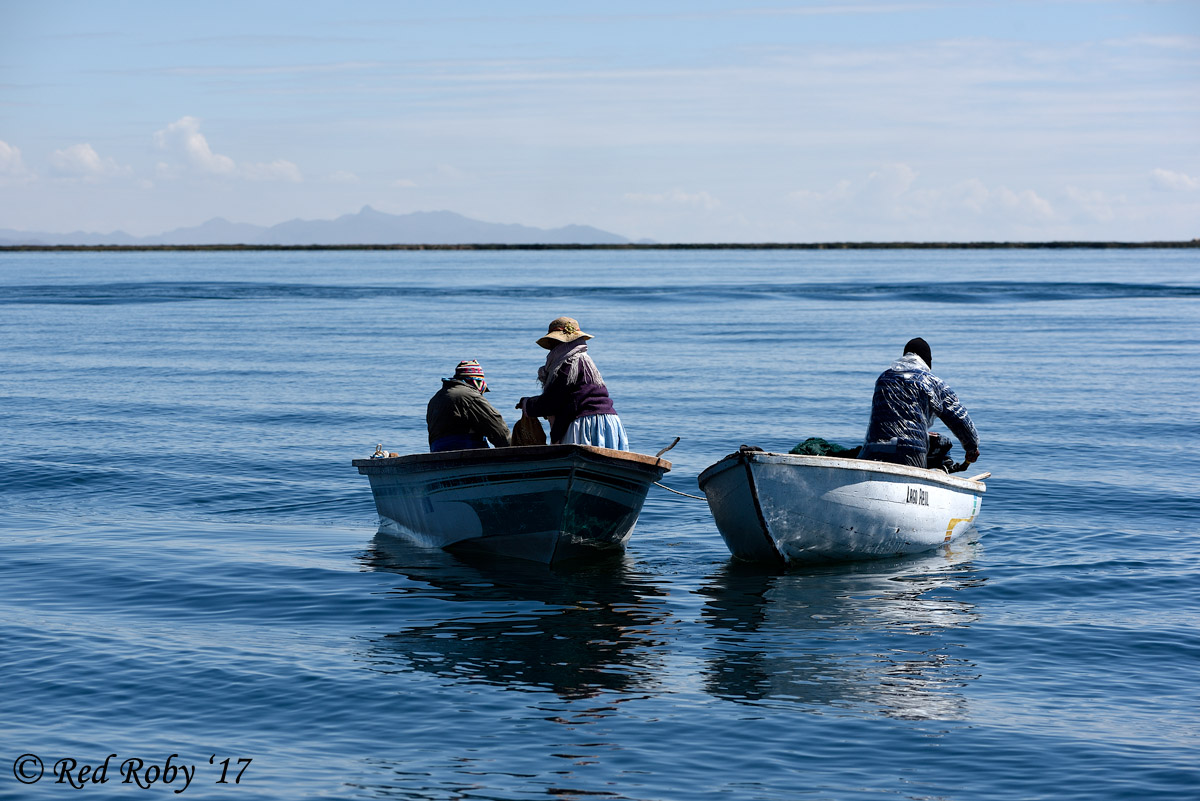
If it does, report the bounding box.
[426,359,511,452]
[517,317,629,451]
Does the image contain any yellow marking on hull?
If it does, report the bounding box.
[944,516,974,542]
[944,496,981,541]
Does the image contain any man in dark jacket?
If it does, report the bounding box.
[426,360,511,452]
[860,338,980,469]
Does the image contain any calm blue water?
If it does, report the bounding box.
[2,249,1198,800]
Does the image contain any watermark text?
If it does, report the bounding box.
[12,753,252,793]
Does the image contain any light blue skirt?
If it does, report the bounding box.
[561,413,629,451]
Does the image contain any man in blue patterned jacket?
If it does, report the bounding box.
[859,338,980,469]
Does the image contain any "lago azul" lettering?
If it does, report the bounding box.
[906,487,929,506]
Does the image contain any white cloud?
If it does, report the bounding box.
[392,178,418,188]
[992,187,1055,220]
[624,189,720,210]
[861,163,919,202]
[243,159,302,182]
[436,164,469,181]
[48,143,130,180]
[154,116,236,175]
[327,170,361,184]
[160,60,385,78]
[788,180,852,205]
[951,178,991,213]
[1151,168,1198,191]
[1112,35,1200,52]
[1065,186,1123,223]
[787,166,1057,232]
[0,139,34,182]
[0,139,25,173]
[151,116,302,183]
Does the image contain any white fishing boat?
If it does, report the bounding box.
[353,444,671,564]
[698,448,988,565]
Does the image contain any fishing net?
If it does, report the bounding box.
[789,437,861,457]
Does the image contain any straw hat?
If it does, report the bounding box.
[536,316,593,350]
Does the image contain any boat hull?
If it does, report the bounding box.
[354,445,670,564]
[698,451,985,565]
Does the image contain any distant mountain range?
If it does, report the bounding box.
[0,207,635,246]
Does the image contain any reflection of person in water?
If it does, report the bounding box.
[698,558,979,719]
[359,535,669,701]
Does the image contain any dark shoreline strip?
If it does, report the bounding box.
[1,240,1198,252]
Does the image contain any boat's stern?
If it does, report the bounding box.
[354,445,671,565]
[698,451,785,564]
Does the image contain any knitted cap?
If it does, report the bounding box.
[452,359,489,392]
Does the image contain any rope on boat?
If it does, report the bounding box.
[653,481,707,501]
[650,438,705,499]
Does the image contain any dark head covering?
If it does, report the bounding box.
[903,337,932,368]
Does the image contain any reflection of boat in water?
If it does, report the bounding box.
[698,449,988,565]
[698,544,982,719]
[358,533,670,700]
[353,445,671,564]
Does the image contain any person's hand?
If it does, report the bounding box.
[965,449,980,464]
[515,397,526,411]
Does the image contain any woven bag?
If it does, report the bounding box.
[511,412,546,446]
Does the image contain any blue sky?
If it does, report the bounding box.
[1,0,1197,241]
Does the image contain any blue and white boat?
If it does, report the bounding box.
[354,444,671,564]
[698,448,988,565]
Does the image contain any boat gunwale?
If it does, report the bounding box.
[353,443,671,475]
[698,450,986,492]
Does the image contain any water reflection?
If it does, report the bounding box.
[359,533,670,700]
[699,541,984,720]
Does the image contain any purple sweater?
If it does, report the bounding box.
[522,376,616,444]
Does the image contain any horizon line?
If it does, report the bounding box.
[2,241,1198,253]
